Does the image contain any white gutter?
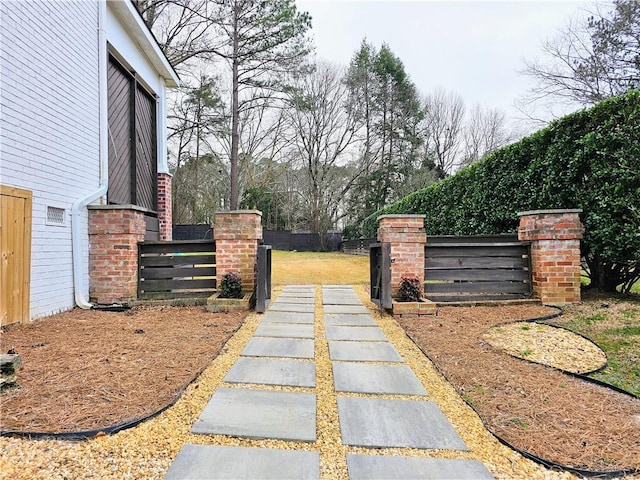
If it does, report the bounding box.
[71,0,109,309]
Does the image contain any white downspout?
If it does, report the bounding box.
[71,0,109,309]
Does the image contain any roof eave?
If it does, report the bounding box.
[108,0,181,87]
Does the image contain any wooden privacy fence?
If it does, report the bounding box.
[343,237,376,255]
[138,240,216,300]
[424,235,532,302]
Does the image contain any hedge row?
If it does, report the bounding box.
[360,91,640,292]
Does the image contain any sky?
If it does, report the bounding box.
[296,0,591,126]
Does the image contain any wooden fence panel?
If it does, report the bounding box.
[343,237,376,255]
[424,235,532,302]
[138,240,216,300]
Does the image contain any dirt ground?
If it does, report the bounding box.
[0,305,246,433]
[397,304,640,474]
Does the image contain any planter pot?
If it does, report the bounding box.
[391,299,437,317]
[206,292,252,313]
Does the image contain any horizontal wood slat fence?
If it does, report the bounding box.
[343,237,376,255]
[424,235,532,302]
[138,240,216,300]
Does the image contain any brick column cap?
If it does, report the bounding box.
[88,204,155,214]
[517,208,582,217]
[378,214,426,220]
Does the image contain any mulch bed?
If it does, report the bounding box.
[0,305,246,434]
[397,305,640,473]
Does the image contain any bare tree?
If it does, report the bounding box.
[135,0,312,211]
[521,1,640,112]
[133,0,216,69]
[423,88,465,176]
[461,104,516,167]
[204,0,312,209]
[284,62,364,245]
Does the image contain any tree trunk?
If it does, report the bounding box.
[229,5,240,210]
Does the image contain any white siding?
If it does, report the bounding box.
[0,1,100,319]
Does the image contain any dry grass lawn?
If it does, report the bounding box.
[271,250,369,285]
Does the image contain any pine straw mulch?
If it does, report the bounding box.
[0,305,246,434]
[397,304,640,474]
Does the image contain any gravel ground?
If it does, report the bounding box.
[0,287,578,479]
[482,321,608,374]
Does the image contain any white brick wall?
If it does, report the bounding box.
[0,1,100,319]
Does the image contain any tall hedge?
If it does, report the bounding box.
[360,91,640,292]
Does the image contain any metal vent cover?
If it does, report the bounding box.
[46,206,66,226]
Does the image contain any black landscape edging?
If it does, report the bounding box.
[400,310,639,478]
[0,323,244,441]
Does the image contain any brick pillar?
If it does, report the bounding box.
[378,214,427,298]
[88,206,146,305]
[157,172,172,241]
[518,209,584,306]
[213,210,262,293]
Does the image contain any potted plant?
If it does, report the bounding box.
[206,272,252,312]
[391,276,436,317]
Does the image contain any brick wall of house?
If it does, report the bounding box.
[518,209,584,305]
[88,206,146,305]
[213,211,263,293]
[157,173,172,241]
[377,215,427,298]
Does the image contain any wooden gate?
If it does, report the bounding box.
[1,186,32,325]
[370,242,392,309]
[255,244,272,313]
[424,235,532,302]
[138,240,216,300]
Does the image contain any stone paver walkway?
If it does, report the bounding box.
[164,285,494,479]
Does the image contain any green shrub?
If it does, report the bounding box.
[361,91,640,293]
[219,272,243,298]
[398,276,423,302]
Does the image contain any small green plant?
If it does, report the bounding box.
[509,417,529,429]
[462,392,477,410]
[520,324,531,331]
[398,276,423,302]
[520,349,532,357]
[578,312,607,325]
[219,272,243,299]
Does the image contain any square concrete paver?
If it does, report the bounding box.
[271,296,314,304]
[268,303,315,313]
[324,304,369,314]
[262,312,314,324]
[192,388,316,441]
[326,326,386,341]
[324,314,376,327]
[346,454,493,480]
[323,296,362,305]
[224,358,315,387]
[164,445,320,480]
[279,291,315,298]
[328,341,403,362]
[332,362,426,395]
[242,337,314,359]
[255,323,314,339]
[337,397,468,450]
